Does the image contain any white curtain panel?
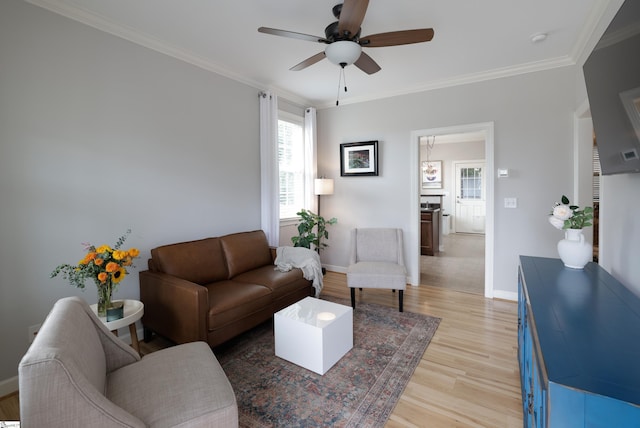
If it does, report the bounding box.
[259,91,279,247]
[304,107,318,213]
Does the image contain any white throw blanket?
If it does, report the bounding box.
[274,246,323,297]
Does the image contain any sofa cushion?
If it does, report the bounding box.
[220,230,272,278]
[206,280,272,330]
[151,237,228,285]
[234,265,309,300]
[107,342,237,428]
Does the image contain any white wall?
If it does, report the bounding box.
[0,0,261,385]
[599,173,640,295]
[316,67,577,296]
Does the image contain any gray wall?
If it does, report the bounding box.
[316,67,577,296]
[0,0,260,385]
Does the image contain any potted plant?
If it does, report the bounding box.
[291,209,337,253]
[548,195,594,269]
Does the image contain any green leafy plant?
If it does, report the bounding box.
[548,195,594,230]
[291,209,337,252]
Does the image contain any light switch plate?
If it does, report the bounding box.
[497,169,509,178]
[504,197,518,208]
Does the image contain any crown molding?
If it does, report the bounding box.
[572,0,624,68]
[317,55,576,109]
[24,0,609,110]
[24,0,311,106]
[25,0,256,86]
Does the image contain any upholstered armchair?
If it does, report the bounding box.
[18,296,238,427]
[346,228,407,312]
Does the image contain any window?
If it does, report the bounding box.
[278,112,306,219]
[459,167,483,199]
[593,143,601,201]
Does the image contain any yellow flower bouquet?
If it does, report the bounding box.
[51,230,140,317]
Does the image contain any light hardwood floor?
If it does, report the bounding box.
[1,272,522,426]
[421,233,485,295]
[0,392,18,422]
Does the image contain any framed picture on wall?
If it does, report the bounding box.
[340,141,379,176]
[422,160,442,188]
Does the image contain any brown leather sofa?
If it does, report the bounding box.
[139,230,314,347]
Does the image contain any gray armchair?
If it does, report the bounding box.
[346,228,407,312]
[18,296,238,427]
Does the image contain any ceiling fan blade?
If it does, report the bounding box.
[354,52,381,75]
[258,27,326,44]
[360,29,434,47]
[290,52,326,71]
[337,0,369,38]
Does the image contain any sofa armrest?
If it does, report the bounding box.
[139,271,208,344]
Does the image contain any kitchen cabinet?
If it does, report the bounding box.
[420,209,439,256]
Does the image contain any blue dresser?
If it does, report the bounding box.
[518,256,640,427]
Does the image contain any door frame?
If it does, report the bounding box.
[409,122,495,298]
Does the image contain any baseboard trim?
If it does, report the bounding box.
[0,376,18,397]
[493,290,517,302]
[323,264,346,274]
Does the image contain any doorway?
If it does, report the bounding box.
[408,123,494,298]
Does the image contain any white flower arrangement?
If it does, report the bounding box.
[548,195,593,230]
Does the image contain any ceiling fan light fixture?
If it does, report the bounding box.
[325,41,362,66]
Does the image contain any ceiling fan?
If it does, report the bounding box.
[258,0,434,75]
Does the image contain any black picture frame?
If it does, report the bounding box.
[340,141,379,176]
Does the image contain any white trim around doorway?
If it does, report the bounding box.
[409,122,495,298]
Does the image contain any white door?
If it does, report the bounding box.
[454,161,486,234]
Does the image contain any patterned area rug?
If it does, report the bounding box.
[214,297,441,427]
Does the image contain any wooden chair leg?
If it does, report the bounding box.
[399,290,404,312]
[350,287,356,309]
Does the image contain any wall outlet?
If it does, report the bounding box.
[28,323,41,344]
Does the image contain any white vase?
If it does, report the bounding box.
[557,229,592,269]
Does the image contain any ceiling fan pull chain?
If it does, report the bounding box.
[343,67,348,93]
[336,66,343,106]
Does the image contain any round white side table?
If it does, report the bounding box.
[90,299,144,354]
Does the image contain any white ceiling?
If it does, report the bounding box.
[27,0,612,107]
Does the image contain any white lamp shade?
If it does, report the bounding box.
[314,178,334,195]
[325,41,362,66]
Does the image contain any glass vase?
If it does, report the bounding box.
[96,280,113,318]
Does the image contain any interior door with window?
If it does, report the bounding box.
[454,161,486,234]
